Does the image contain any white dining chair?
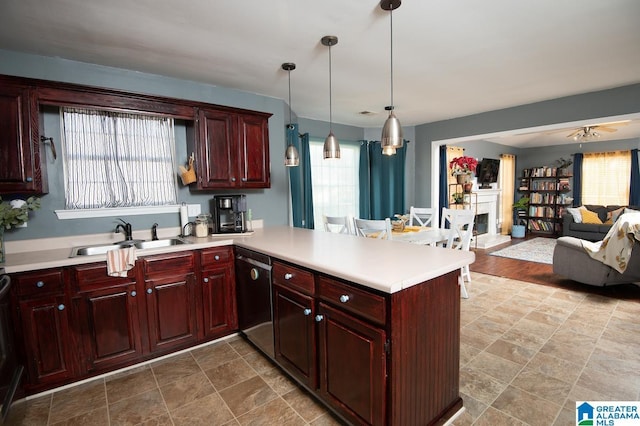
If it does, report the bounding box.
[409,206,435,228]
[441,208,475,298]
[322,215,351,235]
[353,218,392,240]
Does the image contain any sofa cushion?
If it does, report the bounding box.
[571,222,601,232]
[605,206,625,224]
[581,209,603,224]
[584,205,608,222]
[566,206,584,223]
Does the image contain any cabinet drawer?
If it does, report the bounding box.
[201,246,232,267]
[142,251,195,275]
[317,276,386,326]
[14,269,64,297]
[71,263,135,291]
[272,261,314,295]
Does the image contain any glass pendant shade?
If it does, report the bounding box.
[381,110,403,155]
[323,132,340,159]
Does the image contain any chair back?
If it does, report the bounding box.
[322,215,351,234]
[353,218,392,240]
[441,208,475,251]
[409,206,435,228]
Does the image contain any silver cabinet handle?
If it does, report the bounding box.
[339,295,350,303]
[131,291,137,297]
[284,273,293,280]
[146,288,152,294]
[58,304,65,311]
[303,308,312,316]
[214,255,220,261]
[231,177,236,182]
[26,177,33,182]
[36,281,44,288]
[241,177,247,182]
[203,277,209,283]
[315,314,324,322]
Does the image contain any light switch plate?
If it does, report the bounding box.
[187,204,201,217]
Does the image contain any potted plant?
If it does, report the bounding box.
[511,196,529,238]
[449,156,478,184]
[0,196,41,263]
[452,192,464,204]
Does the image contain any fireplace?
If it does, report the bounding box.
[475,213,489,235]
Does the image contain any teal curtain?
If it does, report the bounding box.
[288,124,314,228]
[630,149,639,205]
[359,140,406,220]
[572,153,583,207]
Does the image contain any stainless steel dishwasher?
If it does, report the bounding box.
[235,247,274,360]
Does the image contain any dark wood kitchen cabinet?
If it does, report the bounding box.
[70,263,143,375]
[191,107,271,189]
[199,247,237,340]
[0,80,47,194]
[272,262,316,389]
[141,251,199,355]
[11,268,74,390]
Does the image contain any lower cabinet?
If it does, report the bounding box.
[200,247,237,339]
[141,251,198,354]
[11,269,75,390]
[70,263,143,374]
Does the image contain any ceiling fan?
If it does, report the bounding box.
[566,121,629,141]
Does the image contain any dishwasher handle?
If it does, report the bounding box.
[235,255,272,272]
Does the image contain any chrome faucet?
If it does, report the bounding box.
[115,218,133,241]
[151,223,159,241]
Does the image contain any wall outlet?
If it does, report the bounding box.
[187,204,201,217]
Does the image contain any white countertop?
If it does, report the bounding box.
[2,226,474,294]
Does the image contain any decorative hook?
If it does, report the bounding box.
[40,136,57,160]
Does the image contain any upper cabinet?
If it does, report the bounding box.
[0,80,47,194]
[192,108,271,190]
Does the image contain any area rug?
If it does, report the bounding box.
[489,237,557,264]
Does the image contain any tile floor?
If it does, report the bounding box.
[6,271,640,425]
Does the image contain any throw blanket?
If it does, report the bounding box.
[106,246,137,277]
[582,212,640,273]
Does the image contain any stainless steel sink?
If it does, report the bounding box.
[70,238,189,257]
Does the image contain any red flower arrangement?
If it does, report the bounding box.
[449,156,478,176]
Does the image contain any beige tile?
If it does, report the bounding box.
[576,367,639,400]
[309,412,344,425]
[236,397,306,425]
[191,341,241,370]
[159,371,216,411]
[108,389,169,425]
[170,392,234,426]
[6,394,51,425]
[539,338,592,365]
[150,352,201,386]
[512,317,558,341]
[525,309,566,327]
[511,368,573,404]
[261,366,299,395]
[205,357,258,391]
[138,414,174,426]
[459,367,507,406]
[485,339,536,365]
[460,342,482,366]
[50,379,107,424]
[281,387,328,423]
[228,337,257,356]
[106,367,158,404]
[555,318,605,338]
[460,327,498,350]
[473,406,526,426]
[491,385,561,426]
[467,351,523,383]
[523,352,583,384]
[459,392,488,423]
[464,315,512,338]
[586,347,640,377]
[219,376,278,417]
[50,406,109,426]
[243,351,276,375]
[553,406,576,426]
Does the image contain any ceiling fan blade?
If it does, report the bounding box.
[594,126,617,133]
[566,129,582,138]
[593,120,630,127]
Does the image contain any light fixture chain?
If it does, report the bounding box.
[390,7,394,108]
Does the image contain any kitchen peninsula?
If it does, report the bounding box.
[5,226,474,425]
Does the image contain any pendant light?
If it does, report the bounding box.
[321,35,340,159]
[282,62,299,167]
[380,0,403,156]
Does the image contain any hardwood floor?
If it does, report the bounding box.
[469,235,640,300]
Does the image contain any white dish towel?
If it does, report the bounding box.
[106,247,137,277]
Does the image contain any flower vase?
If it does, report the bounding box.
[456,174,470,184]
[463,183,473,193]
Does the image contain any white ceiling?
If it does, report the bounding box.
[1,0,640,147]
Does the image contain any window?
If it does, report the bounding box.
[61,107,177,210]
[581,151,631,205]
[309,139,360,228]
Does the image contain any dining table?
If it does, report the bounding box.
[391,225,450,246]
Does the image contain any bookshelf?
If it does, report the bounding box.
[518,166,572,236]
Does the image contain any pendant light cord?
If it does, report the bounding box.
[390,7,394,109]
[329,43,333,131]
[288,69,292,125]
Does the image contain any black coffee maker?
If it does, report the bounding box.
[213,195,247,233]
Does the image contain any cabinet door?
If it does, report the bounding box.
[237,113,270,188]
[0,84,46,194]
[201,265,237,339]
[317,302,386,426]
[145,272,198,354]
[75,282,143,373]
[197,108,236,188]
[18,295,74,386]
[273,283,316,389]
